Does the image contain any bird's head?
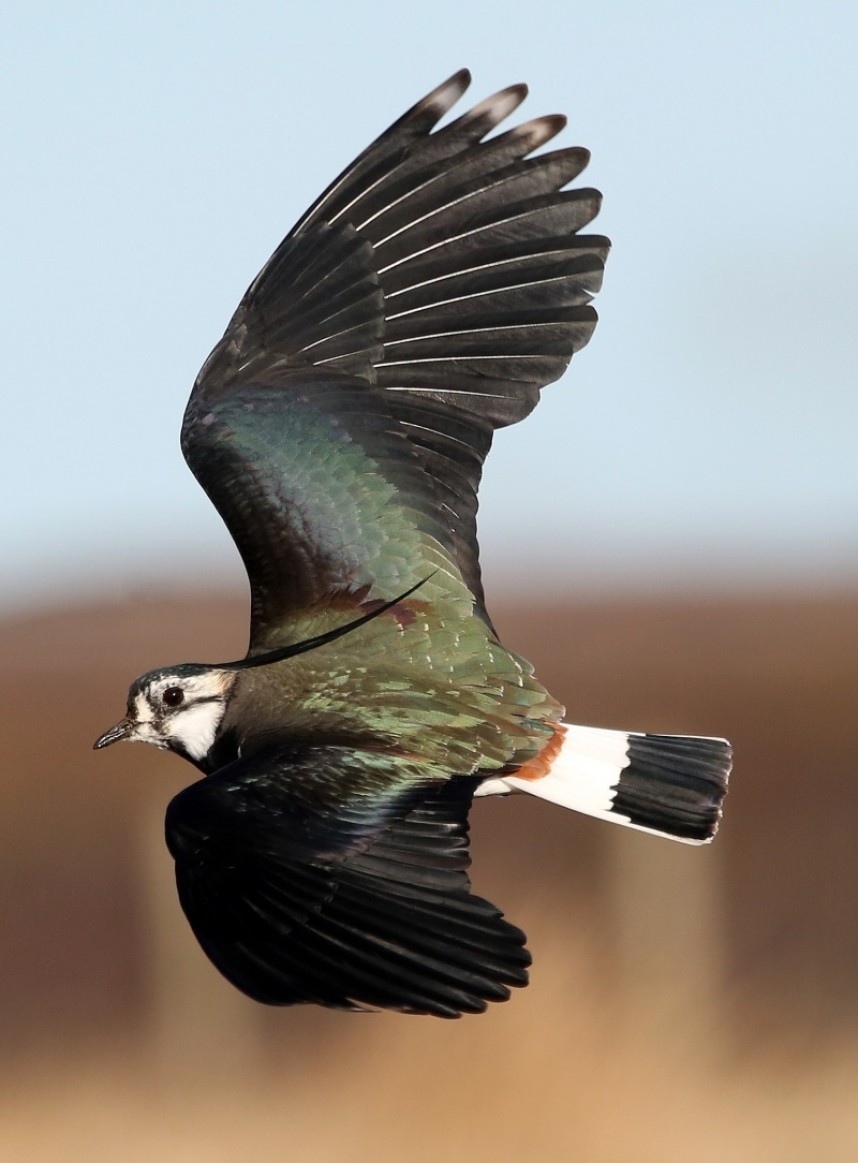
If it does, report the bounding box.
[94,581,432,765]
[94,664,237,762]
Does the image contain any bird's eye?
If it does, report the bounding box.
[162,686,185,708]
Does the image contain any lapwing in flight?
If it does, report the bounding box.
[95,71,731,1017]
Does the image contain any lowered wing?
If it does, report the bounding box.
[166,746,529,1016]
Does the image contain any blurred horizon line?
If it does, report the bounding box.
[4,547,858,621]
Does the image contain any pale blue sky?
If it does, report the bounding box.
[3,2,857,610]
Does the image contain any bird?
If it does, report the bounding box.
[94,70,731,1018]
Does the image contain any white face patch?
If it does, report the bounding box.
[163,698,228,761]
[130,669,234,761]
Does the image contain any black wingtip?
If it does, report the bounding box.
[409,69,472,125]
[449,81,529,131]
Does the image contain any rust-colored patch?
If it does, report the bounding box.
[390,605,417,629]
[511,722,567,782]
[323,587,428,630]
[355,595,423,629]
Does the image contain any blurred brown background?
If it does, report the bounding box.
[2,587,857,1161]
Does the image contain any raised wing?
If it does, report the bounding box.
[183,70,608,647]
[166,747,530,1016]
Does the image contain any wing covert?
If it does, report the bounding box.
[182,369,479,649]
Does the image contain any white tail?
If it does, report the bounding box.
[476,724,731,845]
